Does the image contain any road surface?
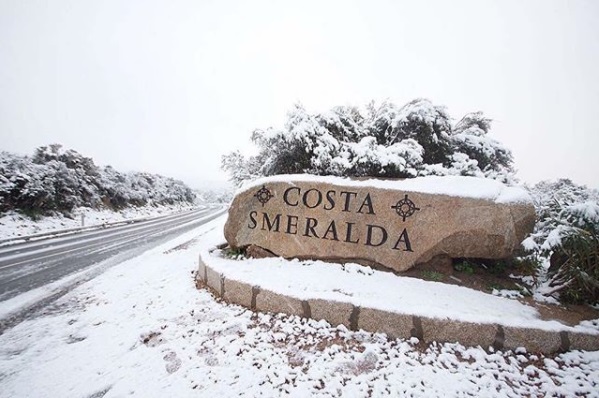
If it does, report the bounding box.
[0,206,226,305]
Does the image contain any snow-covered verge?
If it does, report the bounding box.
[1,216,598,397]
[0,202,201,240]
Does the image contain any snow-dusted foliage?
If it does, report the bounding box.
[524,179,599,254]
[222,99,515,186]
[196,187,234,204]
[0,144,196,215]
[452,112,514,184]
[524,179,599,304]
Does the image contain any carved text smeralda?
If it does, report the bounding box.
[246,186,416,252]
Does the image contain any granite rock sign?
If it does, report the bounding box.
[224,175,535,272]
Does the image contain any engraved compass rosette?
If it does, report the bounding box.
[391,194,420,221]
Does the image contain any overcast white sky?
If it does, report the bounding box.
[1,0,598,189]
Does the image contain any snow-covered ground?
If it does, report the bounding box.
[0,203,200,240]
[0,216,598,397]
[204,251,597,333]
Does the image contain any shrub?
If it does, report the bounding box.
[0,145,196,215]
[222,99,516,186]
[546,227,599,304]
[524,179,599,305]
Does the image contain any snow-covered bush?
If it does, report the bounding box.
[524,180,599,254]
[222,99,515,186]
[0,144,196,215]
[524,179,599,304]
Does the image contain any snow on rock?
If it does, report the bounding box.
[0,216,598,397]
[226,174,535,273]
[240,174,533,205]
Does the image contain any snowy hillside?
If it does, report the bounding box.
[0,144,196,215]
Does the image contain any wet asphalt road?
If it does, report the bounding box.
[0,206,226,304]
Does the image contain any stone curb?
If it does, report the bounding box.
[197,253,599,354]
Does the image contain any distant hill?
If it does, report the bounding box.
[0,144,196,216]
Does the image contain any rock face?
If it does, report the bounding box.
[224,175,535,273]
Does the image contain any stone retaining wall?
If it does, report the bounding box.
[197,254,599,354]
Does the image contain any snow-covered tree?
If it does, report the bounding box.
[253,104,342,177]
[222,99,516,186]
[221,151,263,187]
[0,145,197,215]
[345,137,423,178]
[392,99,454,166]
[451,112,515,183]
